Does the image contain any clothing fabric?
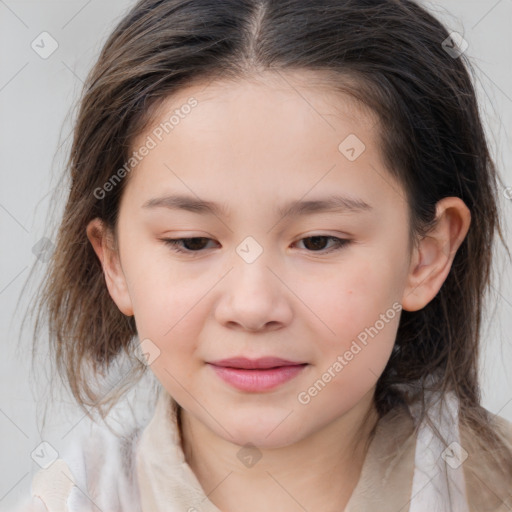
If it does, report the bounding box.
[13,383,512,512]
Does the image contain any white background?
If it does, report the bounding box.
[1,0,511,509]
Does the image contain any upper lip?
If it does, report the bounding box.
[208,357,306,369]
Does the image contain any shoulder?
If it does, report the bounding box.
[27,416,145,512]
[459,411,512,512]
[10,496,49,512]
[12,369,162,512]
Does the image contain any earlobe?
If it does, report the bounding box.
[401,197,471,312]
[86,218,134,317]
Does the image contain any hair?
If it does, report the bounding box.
[19,0,512,488]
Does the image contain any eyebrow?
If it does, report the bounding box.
[141,193,373,218]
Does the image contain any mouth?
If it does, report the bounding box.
[208,356,306,369]
[207,357,308,392]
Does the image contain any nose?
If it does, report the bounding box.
[213,249,293,332]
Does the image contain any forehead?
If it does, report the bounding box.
[141,69,379,143]
[122,70,403,218]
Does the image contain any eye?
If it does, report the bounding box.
[161,235,350,256]
[293,235,350,254]
[161,237,218,254]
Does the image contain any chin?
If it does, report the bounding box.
[219,418,305,450]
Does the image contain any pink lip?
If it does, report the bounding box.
[207,357,308,392]
[209,356,304,369]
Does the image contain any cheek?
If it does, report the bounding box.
[134,284,208,396]
[122,246,207,356]
[123,238,190,317]
[133,282,204,348]
[302,257,400,341]
[299,258,402,400]
[297,321,397,419]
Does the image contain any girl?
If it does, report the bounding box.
[15,0,512,510]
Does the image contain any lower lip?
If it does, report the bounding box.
[208,364,307,392]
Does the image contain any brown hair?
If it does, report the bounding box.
[20,0,512,489]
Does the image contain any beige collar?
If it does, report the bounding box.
[136,387,417,512]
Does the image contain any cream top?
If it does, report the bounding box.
[14,385,512,512]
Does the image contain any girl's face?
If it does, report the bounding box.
[95,72,419,448]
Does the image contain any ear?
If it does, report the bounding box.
[401,197,471,312]
[86,218,134,317]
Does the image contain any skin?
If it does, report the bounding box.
[87,70,471,511]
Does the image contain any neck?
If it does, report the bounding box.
[179,392,380,512]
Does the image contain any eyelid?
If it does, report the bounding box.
[160,234,351,256]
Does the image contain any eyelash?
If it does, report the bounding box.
[160,236,351,256]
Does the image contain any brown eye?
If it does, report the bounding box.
[161,235,350,257]
[161,237,217,254]
[295,236,350,254]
